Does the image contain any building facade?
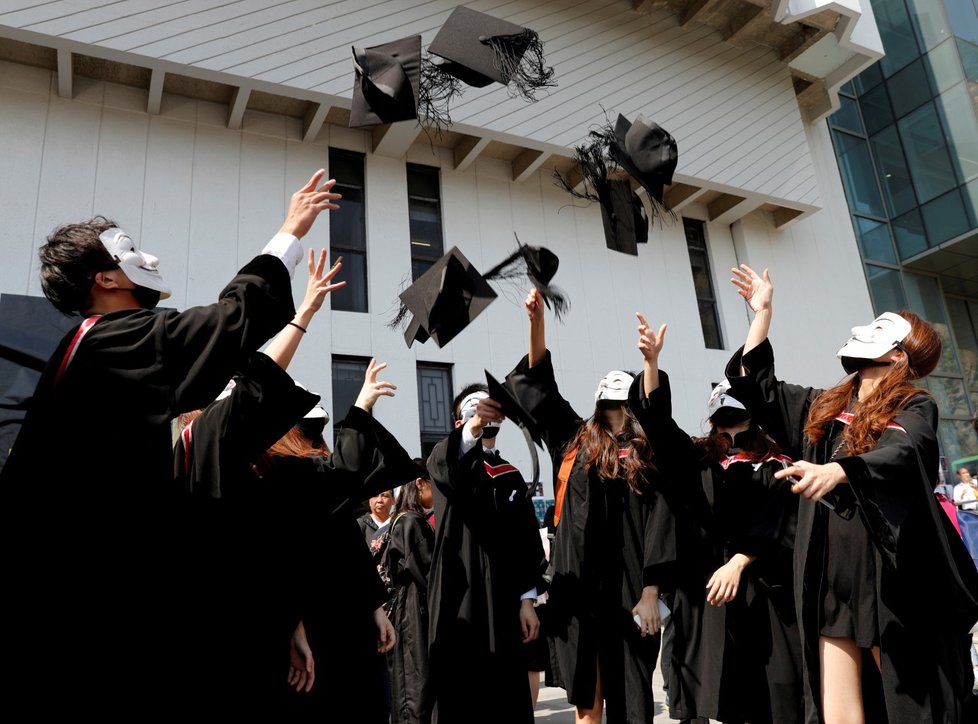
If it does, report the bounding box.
[827,0,978,467]
[0,0,885,495]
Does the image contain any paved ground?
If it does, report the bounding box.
[533,647,671,723]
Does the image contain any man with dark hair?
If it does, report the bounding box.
[0,169,341,714]
[426,382,545,723]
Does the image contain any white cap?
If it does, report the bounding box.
[594,370,634,401]
[98,228,171,299]
[836,312,912,361]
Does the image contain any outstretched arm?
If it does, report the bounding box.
[635,312,667,396]
[526,288,546,368]
[263,248,345,370]
[730,264,773,368]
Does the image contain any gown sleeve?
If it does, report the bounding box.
[724,338,819,460]
[425,426,484,501]
[175,352,318,499]
[505,350,584,456]
[628,369,697,476]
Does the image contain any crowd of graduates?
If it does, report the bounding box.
[2,168,978,724]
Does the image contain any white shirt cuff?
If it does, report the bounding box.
[521,588,538,601]
[261,232,303,279]
[459,423,481,458]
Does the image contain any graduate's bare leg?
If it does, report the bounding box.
[574,658,603,724]
[819,636,865,724]
[529,671,541,708]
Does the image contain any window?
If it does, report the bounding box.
[331,356,370,436]
[417,363,453,459]
[328,149,368,312]
[683,218,723,350]
[406,164,445,281]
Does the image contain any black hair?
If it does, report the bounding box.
[452,382,489,421]
[393,458,432,515]
[39,216,120,315]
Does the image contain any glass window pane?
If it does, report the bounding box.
[840,80,855,96]
[957,37,978,83]
[866,264,906,315]
[329,150,364,185]
[929,376,972,417]
[946,297,978,390]
[923,38,964,94]
[938,419,977,469]
[903,271,960,374]
[407,164,444,281]
[860,83,894,136]
[887,59,932,118]
[329,250,367,313]
[963,177,978,227]
[906,0,951,51]
[331,358,370,426]
[829,95,864,134]
[854,62,884,96]
[687,248,714,299]
[897,103,958,203]
[330,190,366,251]
[870,126,917,216]
[875,0,921,77]
[417,365,453,435]
[854,216,896,263]
[407,165,439,197]
[935,84,978,184]
[698,300,723,350]
[920,189,970,245]
[946,1,978,46]
[833,131,886,217]
[892,207,928,258]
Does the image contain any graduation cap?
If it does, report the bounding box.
[390,240,569,348]
[555,129,648,255]
[349,35,422,128]
[608,113,678,214]
[396,247,497,348]
[485,370,543,446]
[427,5,555,99]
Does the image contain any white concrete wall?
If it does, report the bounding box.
[0,0,821,209]
[0,60,872,496]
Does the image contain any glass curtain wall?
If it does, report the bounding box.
[828,0,978,466]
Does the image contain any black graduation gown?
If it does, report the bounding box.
[0,254,295,713]
[726,339,978,724]
[385,510,436,724]
[505,351,677,724]
[630,369,802,724]
[172,352,319,712]
[426,430,545,724]
[265,405,421,724]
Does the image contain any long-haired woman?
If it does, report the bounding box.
[384,460,436,724]
[504,288,677,724]
[630,313,802,723]
[726,265,978,723]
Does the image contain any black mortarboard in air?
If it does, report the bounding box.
[598,180,647,256]
[608,113,678,214]
[427,5,555,99]
[390,240,569,348]
[349,35,422,128]
[396,247,497,348]
[555,128,649,255]
[485,370,543,445]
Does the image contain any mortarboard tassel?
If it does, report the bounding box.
[481,237,569,320]
[481,29,556,101]
[418,56,463,134]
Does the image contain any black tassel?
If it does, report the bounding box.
[482,236,569,320]
[418,55,463,135]
[483,29,556,102]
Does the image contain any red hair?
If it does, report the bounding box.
[805,310,940,455]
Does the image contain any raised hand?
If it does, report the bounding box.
[636,312,667,363]
[525,287,544,324]
[730,264,773,314]
[298,249,345,316]
[467,397,505,438]
[279,169,342,240]
[354,358,397,412]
